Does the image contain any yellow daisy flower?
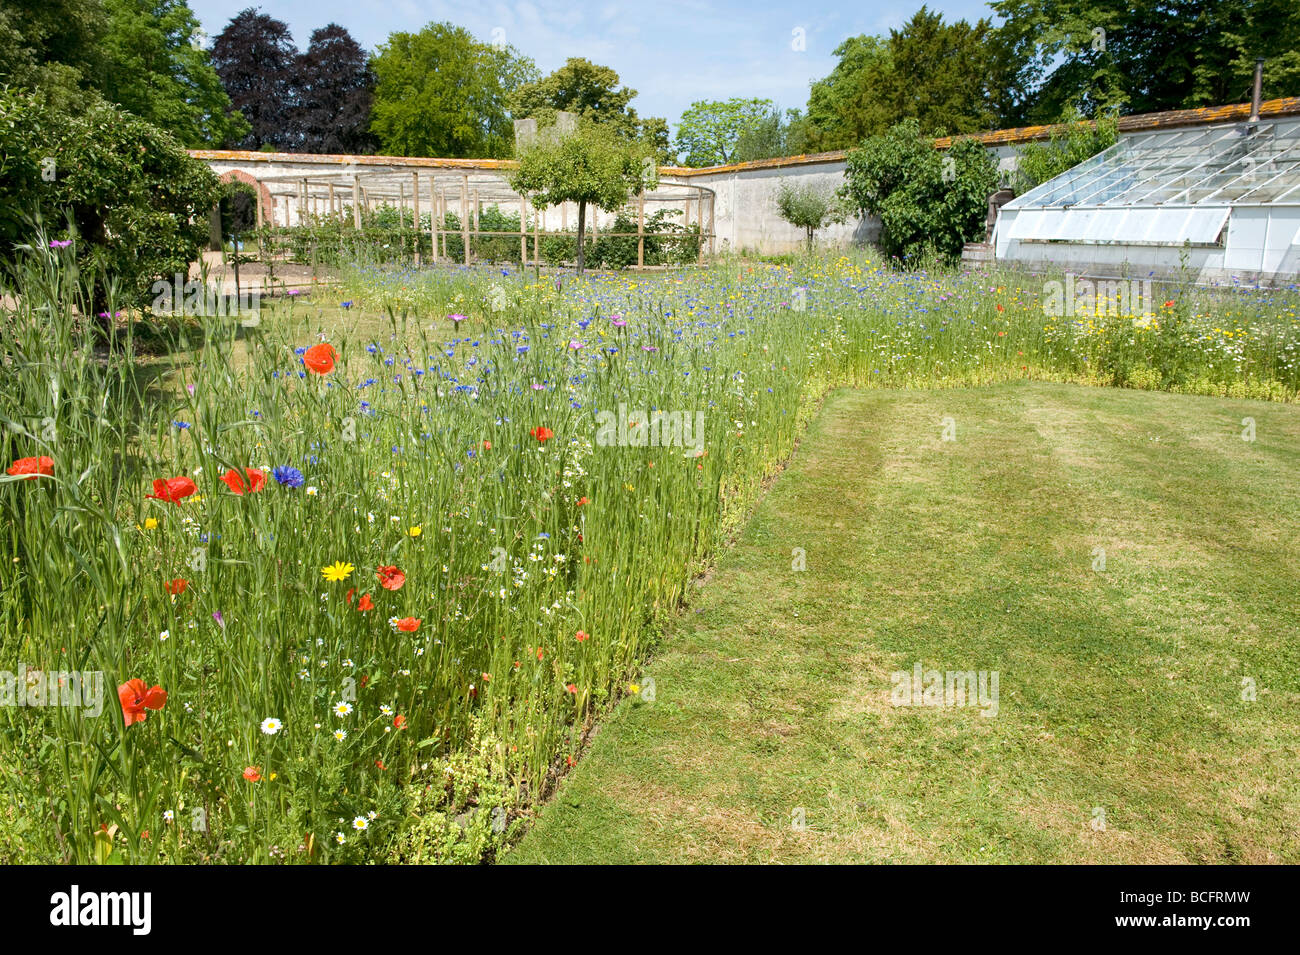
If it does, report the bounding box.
[321,561,355,582]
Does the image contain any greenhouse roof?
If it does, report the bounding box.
[1002,118,1300,245]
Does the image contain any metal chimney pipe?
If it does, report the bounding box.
[1250,58,1264,122]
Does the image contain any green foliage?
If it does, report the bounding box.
[0,0,107,91]
[386,725,525,864]
[841,119,998,263]
[674,98,775,166]
[587,210,701,269]
[370,22,537,158]
[0,0,243,148]
[509,58,671,162]
[774,182,848,247]
[1012,108,1119,193]
[218,179,258,238]
[100,0,248,147]
[803,9,1022,150]
[734,108,813,163]
[0,86,222,307]
[992,0,1300,123]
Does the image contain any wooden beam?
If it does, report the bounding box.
[461,175,470,265]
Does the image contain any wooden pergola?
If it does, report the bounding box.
[250,167,717,267]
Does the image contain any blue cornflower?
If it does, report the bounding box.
[272,466,305,488]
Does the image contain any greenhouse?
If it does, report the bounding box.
[996,115,1300,285]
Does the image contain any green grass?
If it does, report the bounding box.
[507,382,1300,864]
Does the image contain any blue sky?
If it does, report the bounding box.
[188,1,999,135]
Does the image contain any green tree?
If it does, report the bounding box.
[803,8,1022,149]
[510,121,651,274]
[370,22,537,158]
[0,0,244,147]
[674,98,774,166]
[509,58,671,161]
[735,108,814,162]
[774,181,847,248]
[841,119,998,263]
[0,0,106,92]
[100,0,248,147]
[992,0,1300,122]
[0,86,222,308]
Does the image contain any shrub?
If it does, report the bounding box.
[841,118,997,264]
[0,86,221,308]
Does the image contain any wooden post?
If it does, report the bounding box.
[707,192,715,259]
[534,201,541,270]
[473,188,480,260]
[434,188,442,262]
[412,172,421,265]
[520,194,527,267]
[398,180,406,230]
[460,175,470,265]
[256,185,264,229]
[637,195,645,268]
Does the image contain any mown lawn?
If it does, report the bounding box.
[507,382,1300,864]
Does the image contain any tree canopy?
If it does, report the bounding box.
[370,22,537,158]
[510,58,671,162]
[675,98,776,166]
[802,8,1020,150]
[210,8,298,150]
[296,24,376,154]
[510,121,652,273]
[992,0,1300,122]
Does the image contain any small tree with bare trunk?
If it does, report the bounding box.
[510,122,652,274]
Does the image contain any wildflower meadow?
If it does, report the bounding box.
[1,239,1297,864]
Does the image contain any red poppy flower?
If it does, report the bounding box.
[395,617,420,632]
[357,593,374,611]
[575,630,589,642]
[118,678,167,726]
[375,759,387,770]
[531,426,554,443]
[577,496,589,506]
[219,467,266,495]
[393,715,407,729]
[996,304,1005,313]
[164,578,189,595]
[565,683,577,695]
[482,440,492,450]
[146,476,196,504]
[303,343,337,374]
[536,647,544,661]
[1163,300,1175,308]
[7,456,53,480]
[376,565,406,591]
[242,766,262,782]
[346,588,355,605]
